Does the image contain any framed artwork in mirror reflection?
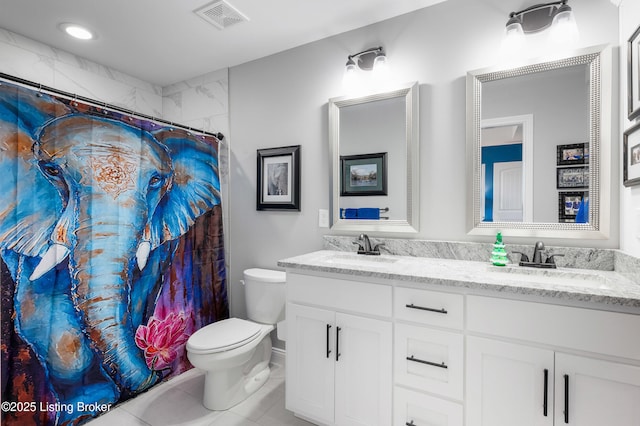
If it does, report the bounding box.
[557,166,588,189]
[558,191,588,223]
[256,145,301,210]
[340,152,387,196]
[557,143,589,166]
[623,122,640,187]
[628,24,640,120]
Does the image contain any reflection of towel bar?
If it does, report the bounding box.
[340,207,390,219]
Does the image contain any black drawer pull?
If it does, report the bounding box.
[405,303,447,314]
[564,374,569,423]
[406,355,448,369]
[543,369,549,417]
[335,326,341,361]
[326,324,332,359]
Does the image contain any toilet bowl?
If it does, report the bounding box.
[186,268,286,410]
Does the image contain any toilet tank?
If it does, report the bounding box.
[243,268,286,324]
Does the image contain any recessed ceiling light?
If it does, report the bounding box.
[59,23,94,40]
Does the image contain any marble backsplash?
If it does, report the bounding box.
[323,235,627,272]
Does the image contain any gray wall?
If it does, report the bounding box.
[620,0,640,255]
[227,0,620,328]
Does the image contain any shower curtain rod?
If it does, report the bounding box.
[0,72,225,141]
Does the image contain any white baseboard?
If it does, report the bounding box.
[271,347,286,367]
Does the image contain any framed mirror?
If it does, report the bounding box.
[466,45,613,239]
[329,81,419,233]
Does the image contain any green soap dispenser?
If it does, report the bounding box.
[491,232,508,267]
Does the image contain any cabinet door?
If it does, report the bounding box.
[555,353,640,425]
[466,336,554,426]
[285,303,335,425]
[334,312,392,426]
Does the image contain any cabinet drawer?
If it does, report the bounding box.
[395,287,463,329]
[394,323,464,400]
[468,295,640,361]
[394,386,463,426]
[287,273,392,318]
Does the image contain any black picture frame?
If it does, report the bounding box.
[256,145,301,211]
[628,24,640,120]
[557,143,589,166]
[623,121,640,187]
[556,166,589,189]
[340,152,387,196]
[558,191,588,223]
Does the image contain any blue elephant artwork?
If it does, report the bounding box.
[0,80,229,425]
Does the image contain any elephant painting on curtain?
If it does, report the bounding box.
[0,81,228,425]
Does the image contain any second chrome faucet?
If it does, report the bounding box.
[512,241,564,269]
[353,234,385,255]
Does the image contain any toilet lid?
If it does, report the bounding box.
[244,268,286,282]
[187,318,263,354]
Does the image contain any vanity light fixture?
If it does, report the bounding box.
[59,23,95,40]
[503,0,578,49]
[343,46,389,88]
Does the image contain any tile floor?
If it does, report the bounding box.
[89,362,315,426]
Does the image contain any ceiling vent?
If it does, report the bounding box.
[195,0,249,30]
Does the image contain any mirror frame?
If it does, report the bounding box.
[466,45,613,239]
[329,81,420,233]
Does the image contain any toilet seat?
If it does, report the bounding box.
[187,318,263,354]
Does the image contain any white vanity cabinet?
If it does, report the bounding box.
[466,295,640,426]
[285,273,392,426]
[393,287,465,426]
[281,253,640,426]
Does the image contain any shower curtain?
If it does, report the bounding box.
[0,79,228,425]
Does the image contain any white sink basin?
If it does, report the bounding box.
[322,252,399,268]
[488,265,611,290]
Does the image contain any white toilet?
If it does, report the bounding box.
[186,268,286,410]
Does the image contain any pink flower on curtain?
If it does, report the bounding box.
[135,312,190,371]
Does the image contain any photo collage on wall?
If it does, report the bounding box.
[556,143,589,223]
[624,24,640,187]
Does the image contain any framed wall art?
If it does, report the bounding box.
[256,145,301,210]
[340,152,388,196]
[557,143,589,166]
[557,166,589,189]
[628,24,640,120]
[558,191,588,223]
[624,121,640,187]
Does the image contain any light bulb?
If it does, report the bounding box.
[371,52,390,84]
[549,5,579,45]
[502,16,525,54]
[60,23,94,40]
[342,59,357,89]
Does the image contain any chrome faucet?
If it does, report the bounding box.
[532,241,545,264]
[353,234,384,255]
[512,241,564,269]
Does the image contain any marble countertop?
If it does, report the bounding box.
[278,250,640,310]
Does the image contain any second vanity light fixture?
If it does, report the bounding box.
[343,46,389,88]
[504,0,579,50]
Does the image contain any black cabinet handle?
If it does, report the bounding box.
[543,369,548,417]
[405,303,447,314]
[335,326,341,361]
[564,374,569,423]
[326,324,332,359]
[406,421,416,426]
[406,355,448,369]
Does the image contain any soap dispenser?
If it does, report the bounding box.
[491,232,508,266]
